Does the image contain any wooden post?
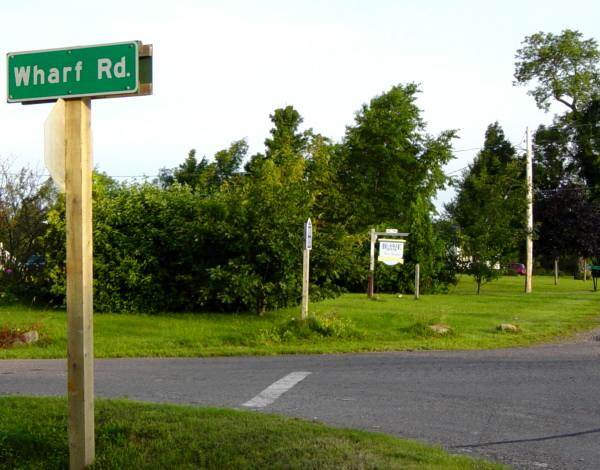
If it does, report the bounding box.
[65,98,95,469]
[368,229,376,298]
[414,263,420,300]
[301,248,310,319]
[554,257,559,285]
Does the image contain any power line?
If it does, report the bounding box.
[445,165,469,176]
[536,186,589,194]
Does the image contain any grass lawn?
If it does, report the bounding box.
[0,396,503,469]
[0,275,598,359]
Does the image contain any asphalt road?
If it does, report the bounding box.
[2,338,600,469]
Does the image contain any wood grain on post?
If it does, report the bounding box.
[65,98,95,469]
[414,263,420,300]
[368,229,375,298]
[301,249,310,319]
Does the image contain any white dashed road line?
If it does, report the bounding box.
[242,371,311,408]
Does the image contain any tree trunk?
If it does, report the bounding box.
[476,277,481,295]
[554,257,559,285]
[256,290,267,316]
[578,257,588,281]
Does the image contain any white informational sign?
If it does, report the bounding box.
[304,218,312,250]
[378,239,405,266]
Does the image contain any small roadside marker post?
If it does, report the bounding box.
[7,41,152,470]
[301,218,312,320]
[414,263,420,300]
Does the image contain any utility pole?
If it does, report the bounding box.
[525,127,533,294]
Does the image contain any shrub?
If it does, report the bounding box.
[259,311,363,344]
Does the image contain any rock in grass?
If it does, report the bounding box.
[497,323,519,333]
[428,324,452,335]
[19,330,39,344]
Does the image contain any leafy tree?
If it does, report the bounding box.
[0,159,54,300]
[213,139,248,183]
[206,158,309,314]
[514,29,600,113]
[196,139,248,196]
[536,185,600,275]
[533,123,578,190]
[245,105,309,174]
[448,123,526,293]
[172,149,209,189]
[43,174,209,312]
[338,84,456,231]
[264,106,308,161]
[200,107,311,314]
[158,140,248,195]
[515,30,600,191]
[572,98,600,192]
[333,84,457,293]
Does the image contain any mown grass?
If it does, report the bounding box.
[0,275,598,359]
[0,396,503,469]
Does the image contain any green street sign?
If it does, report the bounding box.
[7,41,139,103]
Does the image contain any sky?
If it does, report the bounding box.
[1,0,599,210]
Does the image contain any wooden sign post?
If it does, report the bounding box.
[65,98,95,469]
[368,229,409,298]
[8,41,152,470]
[414,263,420,300]
[301,218,312,320]
[368,229,376,298]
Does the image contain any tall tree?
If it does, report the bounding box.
[198,139,248,196]
[338,83,456,231]
[173,149,209,189]
[515,29,600,275]
[264,105,308,162]
[205,107,310,314]
[514,29,600,113]
[448,123,526,293]
[533,123,578,190]
[337,84,456,293]
[572,98,600,192]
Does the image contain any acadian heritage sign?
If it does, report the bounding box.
[378,238,405,266]
[7,41,139,102]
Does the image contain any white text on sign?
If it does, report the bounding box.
[14,57,130,87]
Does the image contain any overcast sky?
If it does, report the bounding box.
[1,0,598,209]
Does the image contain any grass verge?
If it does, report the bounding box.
[0,396,503,469]
[0,275,599,359]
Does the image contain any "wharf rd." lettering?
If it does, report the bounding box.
[7,42,139,102]
[13,57,129,87]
